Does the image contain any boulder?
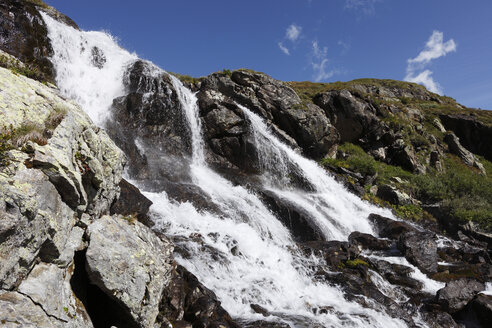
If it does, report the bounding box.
[0,291,61,327]
[18,262,92,326]
[398,231,438,274]
[436,278,485,313]
[376,184,412,205]
[368,214,416,240]
[158,265,240,327]
[348,231,392,251]
[470,294,492,327]
[314,89,378,143]
[110,178,153,222]
[85,215,174,328]
[108,60,191,181]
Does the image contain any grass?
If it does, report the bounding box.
[25,0,50,8]
[0,53,45,82]
[322,143,492,230]
[287,78,431,104]
[0,127,15,166]
[169,72,204,85]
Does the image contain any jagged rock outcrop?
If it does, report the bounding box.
[0,0,77,82]
[198,70,339,169]
[86,215,173,327]
[440,113,492,162]
[436,278,485,313]
[108,60,191,183]
[0,63,239,327]
[444,132,485,174]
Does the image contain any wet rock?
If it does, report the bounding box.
[301,240,360,268]
[86,215,174,327]
[368,258,423,289]
[398,231,438,274]
[348,231,392,251]
[436,278,485,313]
[470,294,492,327]
[250,303,270,316]
[110,178,153,223]
[260,190,324,242]
[419,310,461,328]
[368,214,416,240]
[109,60,191,180]
[158,265,240,327]
[242,321,290,328]
[199,70,338,160]
[0,0,54,81]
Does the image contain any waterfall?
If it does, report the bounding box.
[238,104,394,240]
[42,13,410,327]
[41,13,138,126]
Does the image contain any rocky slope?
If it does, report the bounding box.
[0,56,236,327]
[1,1,492,328]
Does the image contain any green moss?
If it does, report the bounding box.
[222,69,232,77]
[345,258,369,268]
[121,215,138,225]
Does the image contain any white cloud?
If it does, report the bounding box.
[278,24,302,55]
[344,0,381,15]
[408,30,456,67]
[405,70,442,94]
[286,24,302,42]
[405,30,456,95]
[311,41,337,82]
[278,42,290,55]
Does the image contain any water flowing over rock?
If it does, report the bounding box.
[2,2,492,328]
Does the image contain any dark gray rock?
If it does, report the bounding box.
[436,278,485,313]
[110,178,153,223]
[444,132,485,174]
[398,231,438,274]
[368,214,416,240]
[0,0,54,81]
[314,89,378,143]
[348,231,392,251]
[376,184,412,205]
[440,113,492,162]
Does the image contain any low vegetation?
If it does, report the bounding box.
[322,143,492,230]
[0,53,45,82]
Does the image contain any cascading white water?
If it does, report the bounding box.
[43,14,410,327]
[239,104,395,240]
[41,13,138,126]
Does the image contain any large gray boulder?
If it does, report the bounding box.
[436,278,485,313]
[0,66,125,289]
[85,215,174,327]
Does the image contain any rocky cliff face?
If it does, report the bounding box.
[0,57,236,327]
[1,1,492,328]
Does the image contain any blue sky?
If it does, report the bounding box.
[45,0,492,110]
